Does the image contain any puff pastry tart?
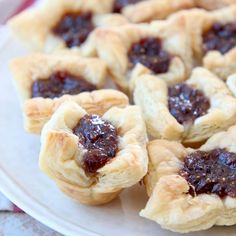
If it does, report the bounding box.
[141,125,236,233]
[9,53,128,134]
[108,0,195,23]
[7,0,128,53]
[170,5,236,79]
[92,20,193,92]
[39,102,148,205]
[132,67,236,143]
[195,0,236,10]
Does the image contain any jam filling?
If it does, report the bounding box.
[113,0,144,13]
[52,12,94,48]
[73,115,118,174]
[203,22,236,54]
[128,37,171,74]
[31,71,96,99]
[168,83,210,125]
[180,149,236,198]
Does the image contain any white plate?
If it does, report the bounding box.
[0,26,236,236]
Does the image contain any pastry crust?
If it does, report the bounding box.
[140,125,236,233]
[39,102,148,205]
[132,67,236,143]
[104,0,195,23]
[195,0,236,10]
[203,50,236,80]
[9,53,129,133]
[7,0,128,53]
[92,20,193,92]
[227,73,236,96]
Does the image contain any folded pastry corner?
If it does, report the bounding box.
[141,125,236,232]
[132,67,236,143]
[39,101,148,205]
[9,53,129,133]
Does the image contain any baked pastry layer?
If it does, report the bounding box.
[91,20,193,92]
[227,73,236,96]
[141,125,236,233]
[9,53,129,133]
[39,102,148,205]
[203,49,236,80]
[195,0,236,10]
[132,67,236,143]
[109,0,195,23]
[8,0,128,53]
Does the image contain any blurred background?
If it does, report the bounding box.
[0,0,35,23]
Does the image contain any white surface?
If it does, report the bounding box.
[1,27,236,236]
[0,192,13,211]
[0,0,24,23]
[0,213,61,236]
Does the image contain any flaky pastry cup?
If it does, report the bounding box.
[140,125,236,233]
[91,20,193,92]
[39,102,148,205]
[170,5,236,79]
[9,53,129,134]
[132,67,236,143]
[105,0,195,23]
[7,0,128,53]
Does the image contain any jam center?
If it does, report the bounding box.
[113,0,144,13]
[73,114,118,174]
[128,37,171,74]
[168,83,210,124]
[180,149,236,198]
[31,71,96,99]
[203,22,236,54]
[52,12,94,48]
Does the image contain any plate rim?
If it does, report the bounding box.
[0,164,101,236]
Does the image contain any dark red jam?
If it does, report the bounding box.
[128,37,171,74]
[73,115,118,174]
[203,22,236,54]
[180,149,236,198]
[31,71,96,99]
[113,0,144,13]
[168,83,210,124]
[52,12,94,48]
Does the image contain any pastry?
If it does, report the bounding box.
[91,20,193,92]
[9,53,129,133]
[203,47,236,80]
[170,5,236,79]
[195,0,236,10]
[110,0,195,23]
[132,67,236,143]
[39,101,148,205]
[8,0,128,53]
[227,73,236,96]
[140,125,236,233]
